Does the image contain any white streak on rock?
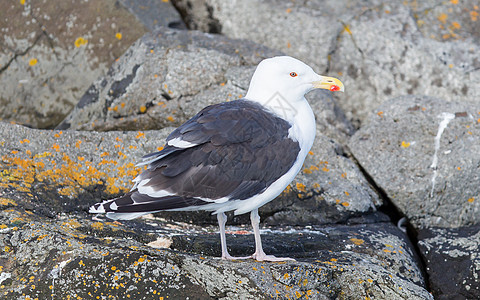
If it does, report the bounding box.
[430,112,455,197]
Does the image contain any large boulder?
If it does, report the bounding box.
[172,0,480,126]
[119,0,186,30]
[0,122,172,214]
[329,1,480,125]
[56,27,282,132]
[0,0,147,128]
[0,205,432,299]
[349,95,480,229]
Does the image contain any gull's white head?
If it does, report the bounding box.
[245,56,344,107]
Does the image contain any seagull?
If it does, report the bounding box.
[89,56,344,261]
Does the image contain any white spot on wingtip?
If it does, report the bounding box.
[167,137,198,148]
[110,202,118,210]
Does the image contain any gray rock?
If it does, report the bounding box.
[0,0,147,128]
[172,0,480,126]
[0,122,172,214]
[330,1,480,125]
[0,194,431,299]
[349,95,480,229]
[171,0,377,71]
[56,26,282,132]
[418,225,480,299]
[119,0,186,30]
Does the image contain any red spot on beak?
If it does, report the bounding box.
[330,85,340,92]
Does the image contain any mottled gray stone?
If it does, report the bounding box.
[0,122,172,214]
[418,226,480,299]
[330,1,480,125]
[0,0,147,128]
[56,26,282,132]
[0,196,431,299]
[171,0,380,71]
[172,0,480,126]
[119,0,186,31]
[349,95,480,229]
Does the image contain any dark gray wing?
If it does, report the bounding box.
[93,100,300,215]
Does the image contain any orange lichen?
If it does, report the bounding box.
[471,11,479,22]
[303,168,312,174]
[0,198,17,206]
[295,183,306,193]
[438,13,448,24]
[28,58,37,66]
[74,37,88,48]
[350,238,364,245]
[468,197,475,203]
[115,32,123,40]
[401,141,411,148]
[1,145,142,198]
[136,132,145,139]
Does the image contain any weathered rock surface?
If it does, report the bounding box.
[0,121,431,299]
[0,186,431,299]
[56,26,281,132]
[418,225,480,299]
[173,0,480,126]
[119,0,186,31]
[330,1,480,125]
[0,0,147,129]
[0,122,173,215]
[349,95,480,229]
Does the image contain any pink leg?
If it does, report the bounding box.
[217,212,251,260]
[250,209,295,262]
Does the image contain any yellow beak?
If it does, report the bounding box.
[312,76,345,92]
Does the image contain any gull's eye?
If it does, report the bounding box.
[289,72,298,77]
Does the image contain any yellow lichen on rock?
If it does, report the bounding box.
[0,146,142,198]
